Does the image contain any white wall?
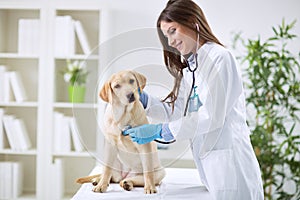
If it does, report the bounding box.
[103,0,300,49]
[198,0,300,52]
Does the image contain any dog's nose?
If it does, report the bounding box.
[126,92,135,103]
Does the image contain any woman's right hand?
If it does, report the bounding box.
[139,91,148,109]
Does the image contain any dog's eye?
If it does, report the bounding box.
[129,79,135,84]
[114,84,121,89]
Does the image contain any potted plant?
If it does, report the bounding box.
[233,20,300,200]
[63,59,89,103]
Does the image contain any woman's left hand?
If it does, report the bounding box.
[122,124,163,144]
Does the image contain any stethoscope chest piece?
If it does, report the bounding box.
[188,86,202,113]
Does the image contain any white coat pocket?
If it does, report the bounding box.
[201,149,237,191]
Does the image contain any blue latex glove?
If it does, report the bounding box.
[139,90,148,109]
[123,124,174,145]
[123,124,162,144]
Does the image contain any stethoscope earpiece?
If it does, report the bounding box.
[195,23,200,32]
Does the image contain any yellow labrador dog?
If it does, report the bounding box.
[76,70,165,194]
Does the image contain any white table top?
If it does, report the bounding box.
[72,167,213,200]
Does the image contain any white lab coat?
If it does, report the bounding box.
[145,42,264,200]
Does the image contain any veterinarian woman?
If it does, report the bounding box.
[123,0,264,199]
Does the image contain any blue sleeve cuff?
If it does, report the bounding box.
[161,123,175,141]
[139,91,148,109]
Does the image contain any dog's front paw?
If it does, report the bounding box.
[144,185,157,194]
[92,182,109,193]
[91,177,100,186]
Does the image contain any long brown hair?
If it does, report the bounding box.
[157,0,222,110]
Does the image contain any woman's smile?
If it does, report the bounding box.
[175,41,183,51]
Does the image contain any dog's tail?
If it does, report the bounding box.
[76,174,101,186]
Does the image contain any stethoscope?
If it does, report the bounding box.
[183,53,198,117]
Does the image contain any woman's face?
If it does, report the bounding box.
[160,21,197,55]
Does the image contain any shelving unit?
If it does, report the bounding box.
[0,1,106,199]
[46,1,103,199]
[0,1,195,199]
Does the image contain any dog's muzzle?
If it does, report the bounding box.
[127,92,135,103]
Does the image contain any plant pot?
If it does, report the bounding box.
[68,85,86,103]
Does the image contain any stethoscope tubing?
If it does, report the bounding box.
[183,54,198,116]
[154,138,176,144]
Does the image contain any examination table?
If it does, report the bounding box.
[72,167,213,200]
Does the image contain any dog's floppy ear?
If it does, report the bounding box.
[99,81,111,102]
[132,71,147,91]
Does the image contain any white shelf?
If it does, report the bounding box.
[0,101,38,107]
[0,53,39,59]
[0,149,37,155]
[53,102,97,109]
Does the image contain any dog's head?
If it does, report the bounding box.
[99,70,146,105]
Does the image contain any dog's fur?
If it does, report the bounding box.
[76,70,165,194]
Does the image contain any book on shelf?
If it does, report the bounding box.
[9,71,28,102]
[74,20,92,55]
[0,66,6,102]
[0,68,27,103]
[53,112,71,152]
[2,115,19,150]
[54,15,75,57]
[0,162,23,199]
[54,15,92,56]
[0,109,4,149]
[2,114,32,151]
[18,19,40,55]
[0,66,13,102]
[13,118,32,150]
[53,112,84,153]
